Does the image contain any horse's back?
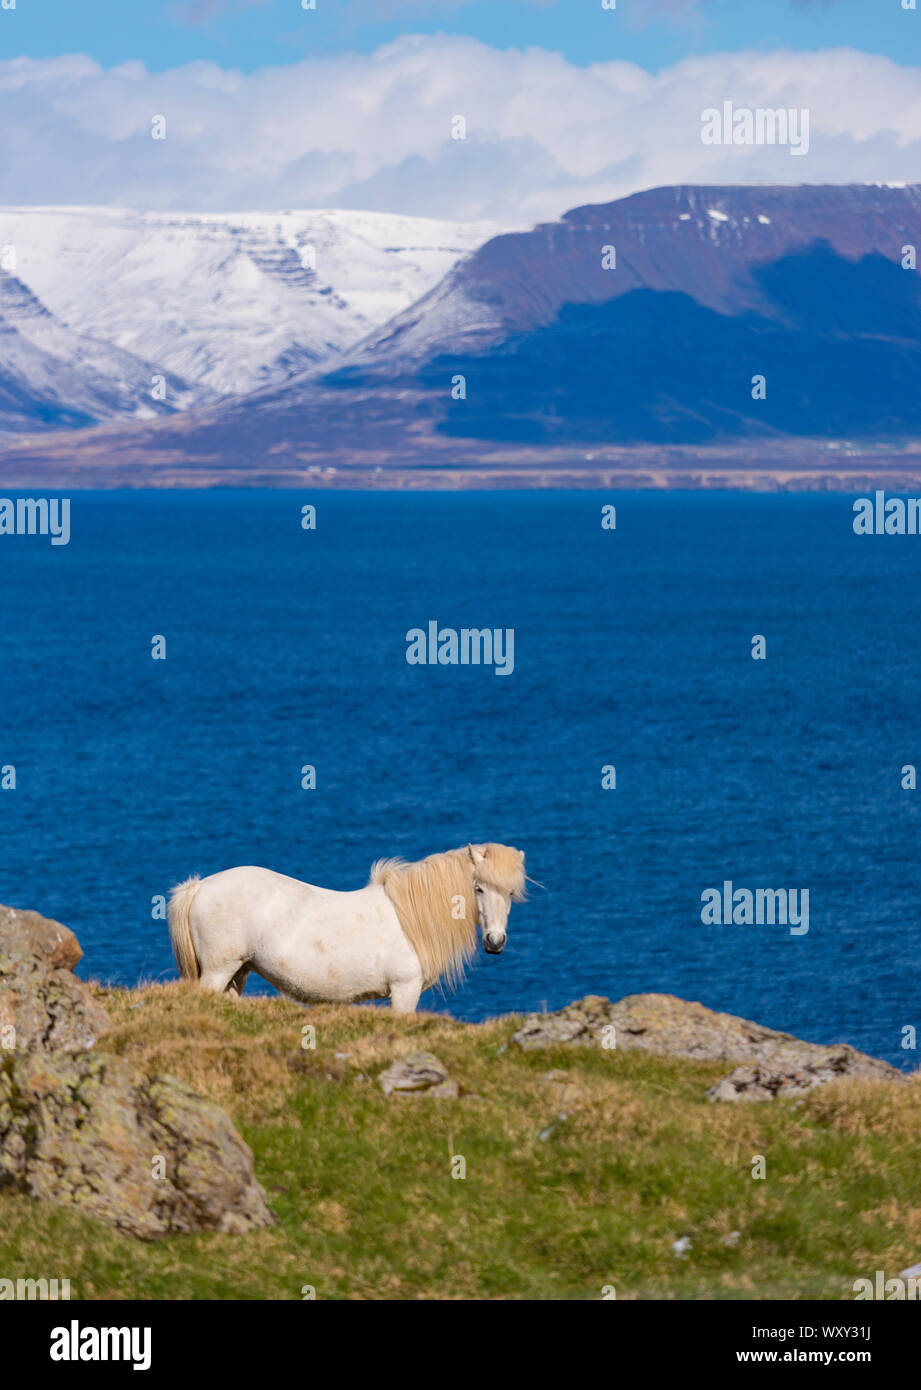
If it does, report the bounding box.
[201,863,319,893]
[191,864,389,932]
[187,863,413,1003]
[193,864,331,919]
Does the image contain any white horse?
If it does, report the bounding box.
[168,842,527,1013]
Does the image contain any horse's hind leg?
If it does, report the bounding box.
[227,964,251,998]
[199,960,248,995]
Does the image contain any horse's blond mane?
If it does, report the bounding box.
[369,843,526,992]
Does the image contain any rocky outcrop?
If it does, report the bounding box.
[0,1050,274,1239]
[0,901,273,1238]
[0,904,84,972]
[378,1051,459,1098]
[704,1048,901,1102]
[510,994,905,1100]
[0,903,110,1053]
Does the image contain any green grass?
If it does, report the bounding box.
[1,982,918,1300]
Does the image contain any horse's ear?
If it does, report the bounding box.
[467,843,485,867]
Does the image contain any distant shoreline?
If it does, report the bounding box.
[2,437,921,491]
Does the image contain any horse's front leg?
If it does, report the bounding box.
[390,979,422,1013]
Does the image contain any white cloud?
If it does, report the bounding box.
[0,38,919,221]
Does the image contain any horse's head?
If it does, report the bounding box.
[467,842,527,956]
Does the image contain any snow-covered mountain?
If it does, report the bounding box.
[0,270,192,435]
[0,207,505,421]
[7,184,920,476]
[17,181,916,477]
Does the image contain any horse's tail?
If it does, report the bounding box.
[168,876,202,980]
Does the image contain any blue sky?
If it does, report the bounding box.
[1,0,914,75]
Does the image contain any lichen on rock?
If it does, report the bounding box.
[510,993,904,1100]
[0,901,274,1239]
[378,1051,459,1098]
[0,903,110,1053]
[0,1049,275,1239]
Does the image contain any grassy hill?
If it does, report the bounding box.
[1,982,918,1300]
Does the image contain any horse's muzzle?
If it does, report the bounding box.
[484,939,505,954]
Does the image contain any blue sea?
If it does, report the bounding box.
[1,489,919,1068]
